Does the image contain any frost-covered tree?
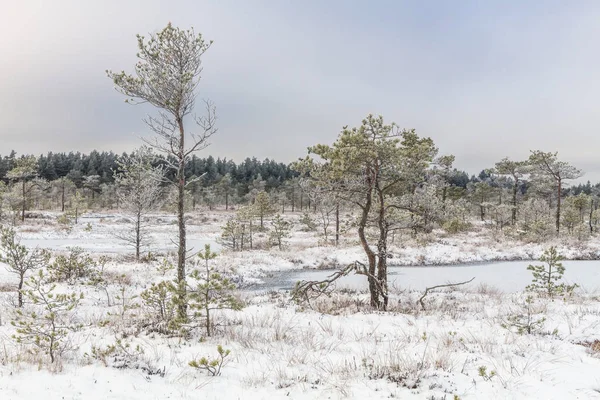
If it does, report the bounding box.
[269,214,292,250]
[108,23,217,320]
[114,147,165,260]
[528,151,583,234]
[6,155,38,222]
[253,191,275,229]
[306,115,437,309]
[216,173,235,210]
[494,158,527,225]
[434,154,455,205]
[69,190,87,224]
[52,177,75,212]
[0,226,50,307]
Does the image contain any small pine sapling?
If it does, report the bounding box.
[0,226,50,307]
[155,258,175,276]
[47,247,97,285]
[188,244,243,336]
[526,246,577,297]
[502,295,546,335]
[140,280,177,330]
[12,270,83,363]
[299,212,317,232]
[189,345,231,376]
[478,365,497,381]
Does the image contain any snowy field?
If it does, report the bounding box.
[1,211,600,399]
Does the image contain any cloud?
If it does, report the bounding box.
[0,0,599,183]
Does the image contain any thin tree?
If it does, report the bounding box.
[494,158,527,225]
[6,156,38,222]
[107,23,217,320]
[114,147,165,260]
[528,151,583,234]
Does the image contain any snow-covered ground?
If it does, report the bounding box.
[1,210,600,399]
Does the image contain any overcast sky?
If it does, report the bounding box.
[1,0,599,181]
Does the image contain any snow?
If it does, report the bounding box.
[1,210,600,399]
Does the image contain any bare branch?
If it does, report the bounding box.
[418,277,475,310]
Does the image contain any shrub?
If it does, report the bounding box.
[501,295,545,335]
[47,247,97,285]
[140,280,177,331]
[299,212,317,231]
[189,345,231,376]
[442,218,470,234]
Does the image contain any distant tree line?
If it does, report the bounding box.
[0,150,296,193]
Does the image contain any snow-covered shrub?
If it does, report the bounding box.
[518,198,555,242]
[501,295,546,335]
[46,247,97,285]
[298,212,317,231]
[442,218,471,234]
[189,344,231,376]
[84,339,163,375]
[140,280,177,332]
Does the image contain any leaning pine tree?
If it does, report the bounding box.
[296,115,437,310]
[107,23,217,320]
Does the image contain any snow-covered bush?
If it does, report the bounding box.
[501,295,546,335]
[140,280,177,332]
[189,344,231,376]
[46,247,98,285]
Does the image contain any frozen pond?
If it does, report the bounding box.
[253,260,600,293]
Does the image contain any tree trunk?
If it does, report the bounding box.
[61,183,66,212]
[356,175,379,309]
[556,179,561,235]
[17,275,24,308]
[135,212,141,261]
[225,192,229,210]
[176,117,187,320]
[376,186,389,311]
[512,181,518,225]
[590,199,595,233]
[335,202,340,246]
[21,180,26,222]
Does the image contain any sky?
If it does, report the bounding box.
[1,0,599,182]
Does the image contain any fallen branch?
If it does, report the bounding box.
[291,263,357,306]
[418,277,475,310]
